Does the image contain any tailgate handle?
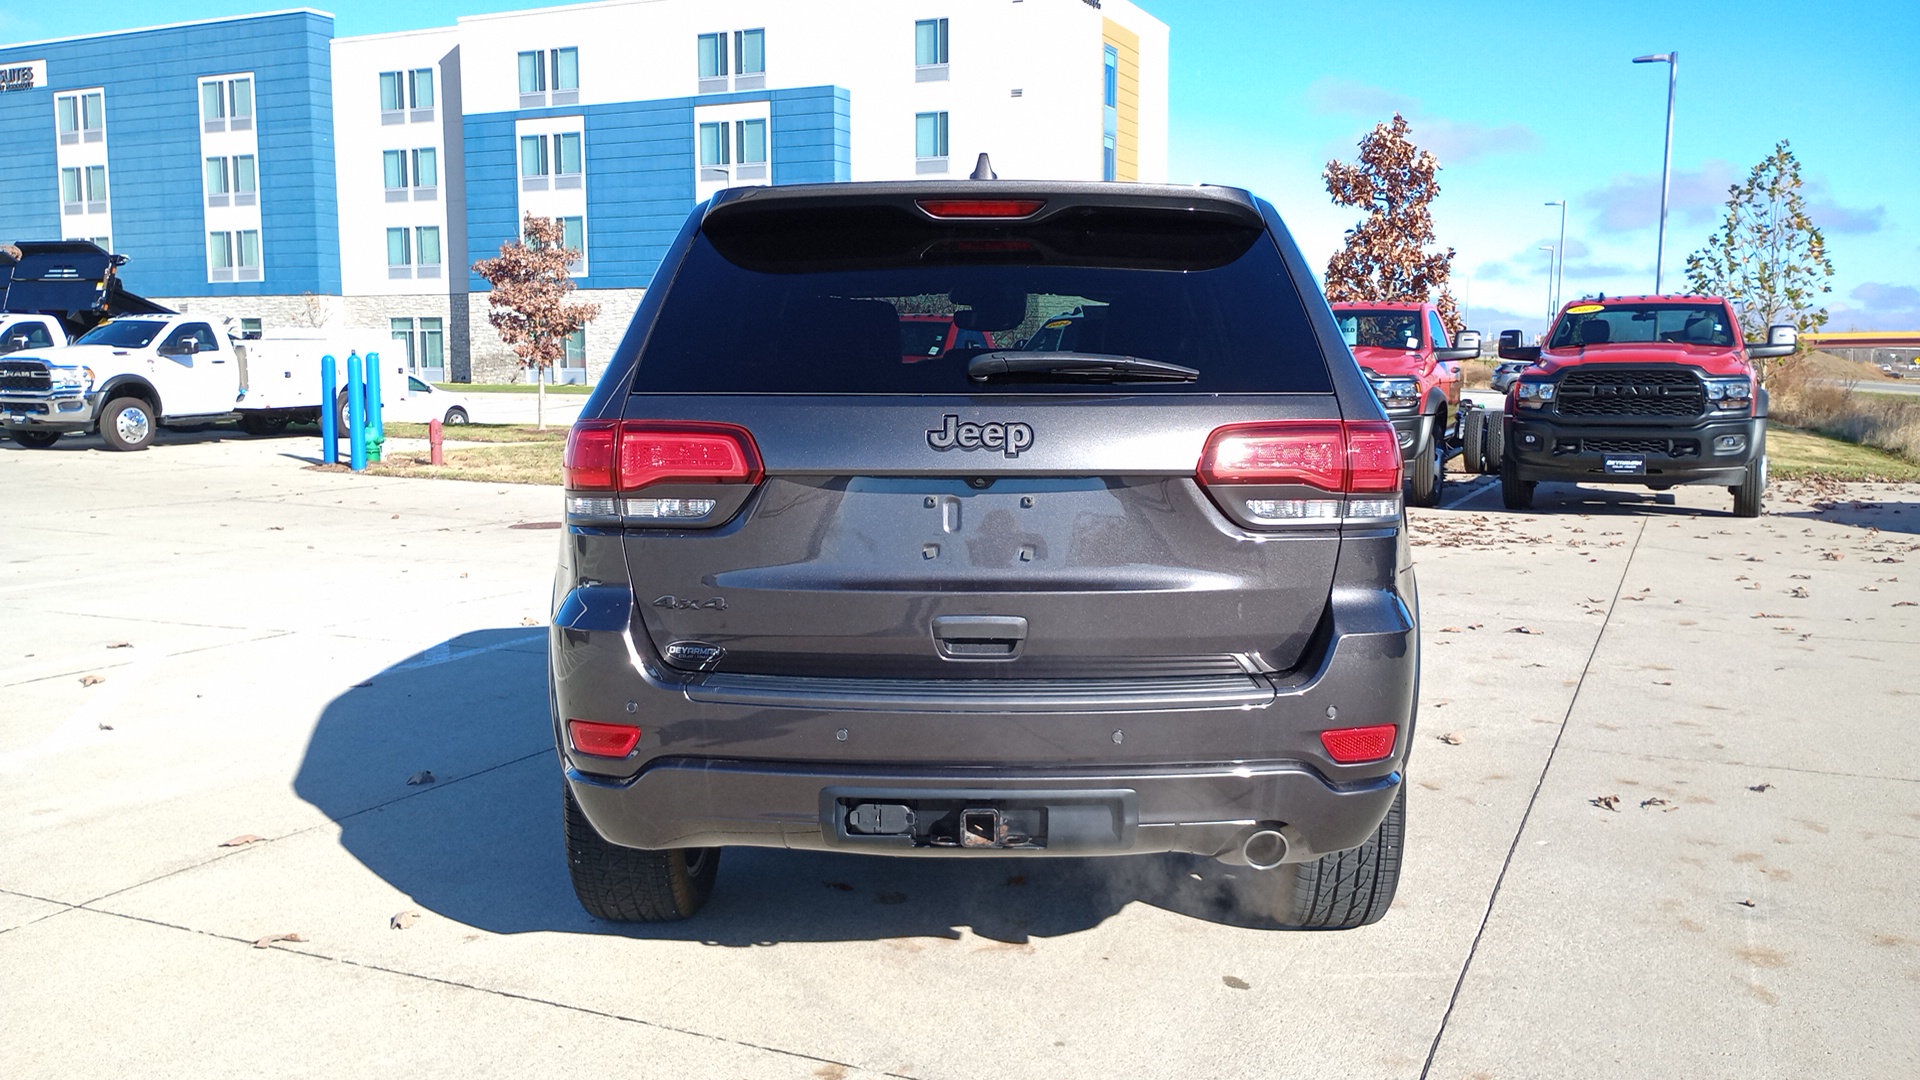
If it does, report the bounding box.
[932,615,1027,660]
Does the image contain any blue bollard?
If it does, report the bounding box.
[320,353,337,464]
[347,353,367,472]
[366,351,384,440]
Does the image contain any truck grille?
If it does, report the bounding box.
[1555,368,1705,418]
[1557,437,1701,457]
[0,361,52,393]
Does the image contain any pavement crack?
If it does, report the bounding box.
[1418,513,1649,1080]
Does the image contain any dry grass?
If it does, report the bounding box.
[1767,424,1920,482]
[379,422,567,444]
[366,441,562,485]
[1458,360,1496,390]
[1769,358,1920,464]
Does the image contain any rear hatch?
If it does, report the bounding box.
[594,188,1380,681]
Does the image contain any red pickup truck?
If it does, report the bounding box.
[1494,295,1796,517]
[1331,301,1481,505]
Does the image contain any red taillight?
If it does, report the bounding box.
[564,421,763,492]
[1320,724,1397,764]
[568,719,641,758]
[1345,421,1404,493]
[564,420,618,491]
[916,198,1046,219]
[618,425,761,490]
[1198,420,1402,492]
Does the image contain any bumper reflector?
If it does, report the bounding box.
[1320,723,1397,763]
[569,720,642,758]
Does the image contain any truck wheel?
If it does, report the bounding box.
[100,397,156,452]
[1484,414,1506,469]
[1731,454,1766,518]
[11,431,60,449]
[443,407,469,425]
[1500,455,1535,510]
[1276,785,1405,929]
[240,414,290,437]
[1408,416,1443,507]
[1461,408,1484,474]
[564,783,718,922]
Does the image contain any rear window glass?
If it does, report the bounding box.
[629,205,1333,395]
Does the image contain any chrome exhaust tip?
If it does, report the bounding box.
[1241,828,1289,871]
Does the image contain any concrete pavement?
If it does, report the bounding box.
[2,433,1917,1079]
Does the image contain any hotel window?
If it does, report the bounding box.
[554,132,582,188]
[209,231,235,275]
[698,121,729,180]
[559,215,585,274]
[387,227,411,277]
[237,229,261,279]
[699,30,762,91]
[206,156,230,205]
[239,318,263,340]
[409,67,435,118]
[413,147,438,197]
[379,71,404,121]
[390,317,416,368]
[416,226,442,275]
[552,49,578,93]
[915,111,949,173]
[1102,45,1119,181]
[201,75,253,132]
[57,91,105,143]
[735,29,765,81]
[57,94,79,139]
[520,134,550,189]
[562,328,586,371]
[85,166,108,212]
[230,78,254,129]
[518,51,546,93]
[735,118,767,180]
[915,19,949,81]
[383,149,408,193]
[421,318,445,373]
[60,168,81,211]
[234,155,257,197]
[84,92,103,135]
[520,48,577,106]
[697,33,727,81]
[201,81,226,126]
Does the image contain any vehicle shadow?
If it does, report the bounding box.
[1774,498,1920,536]
[293,628,1303,944]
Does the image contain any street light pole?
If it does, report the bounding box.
[1544,200,1567,312]
[1539,245,1556,324]
[1633,52,1677,294]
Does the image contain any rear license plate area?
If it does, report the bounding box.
[823,787,1138,852]
[1603,455,1647,476]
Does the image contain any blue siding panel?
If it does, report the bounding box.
[0,11,337,297]
[468,85,850,292]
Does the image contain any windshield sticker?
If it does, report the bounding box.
[1566,304,1605,314]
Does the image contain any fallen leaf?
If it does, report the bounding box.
[97,723,114,731]
[1736,899,1757,908]
[1639,797,1670,809]
[220,834,266,848]
[1896,601,1918,608]
[1222,976,1251,990]
[1437,626,1463,633]
[1508,626,1544,635]
[252,932,306,949]
[80,674,105,687]
[407,770,436,785]
[390,910,420,930]
[1789,587,1810,598]
[1590,795,1621,812]
[1437,732,1465,745]
[1749,783,1773,793]
[107,641,133,649]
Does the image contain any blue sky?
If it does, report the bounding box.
[5,0,1914,332]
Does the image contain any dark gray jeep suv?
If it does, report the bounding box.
[550,180,1418,928]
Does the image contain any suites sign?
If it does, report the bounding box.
[1,60,48,93]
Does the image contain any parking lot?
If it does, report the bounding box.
[3,433,1918,1079]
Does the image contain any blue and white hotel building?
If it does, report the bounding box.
[0,1,1167,382]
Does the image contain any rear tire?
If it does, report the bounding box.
[11,430,60,449]
[1461,407,1484,474]
[1500,455,1535,510]
[1484,412,1506,467]
[100,397,156,452]
[1407,415,1443,507]
[443,406,469,425]
[1277,785,1405,929]
[564,783,719,922]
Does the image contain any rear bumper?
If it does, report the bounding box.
[550,570,1418,864]
[1505,411,1764,486]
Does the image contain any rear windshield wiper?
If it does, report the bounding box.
[966,351,1199,383]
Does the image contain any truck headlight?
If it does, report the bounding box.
[1371,377,1420,411]
[49,367,87,390]
[1704,377,1753,410]
[1515,379,1557,409]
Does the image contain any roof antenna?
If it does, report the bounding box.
[969,153,997,180]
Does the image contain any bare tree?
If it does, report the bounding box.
[1684,140,1833,382]
[473,213,600,428]
[1323,114,1462,335]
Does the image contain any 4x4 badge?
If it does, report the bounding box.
[927,414,1034,458]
